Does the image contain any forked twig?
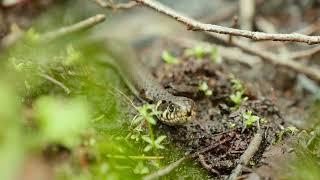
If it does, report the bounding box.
[134,0,320,44]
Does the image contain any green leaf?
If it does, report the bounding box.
[143,145,152,152]
[141,135,152,144]
[155,135,166,144]
[161,50,179,64]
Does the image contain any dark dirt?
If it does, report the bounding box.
[138,38,312,178]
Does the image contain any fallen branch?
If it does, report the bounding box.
[227,131,263,180]
[143,157,186,180]
[40,14,106,42]
[134,0,320,44]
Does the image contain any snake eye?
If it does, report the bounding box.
[169,104,175,112]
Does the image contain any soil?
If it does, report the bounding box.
[138,38,312,178]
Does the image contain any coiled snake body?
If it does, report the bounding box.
[102,40,196,125]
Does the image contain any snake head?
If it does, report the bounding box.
[155,97,196,125]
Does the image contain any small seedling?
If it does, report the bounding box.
[142,135,167,152]
[275,126,298,143]
[231,78,244,92]
[242,110,260,126]
[228,122,236,128]
[161,50,179,64]
[198,81,212,96]
[184,45,206,59]
[230,91,247,107]
[132,104,160,125]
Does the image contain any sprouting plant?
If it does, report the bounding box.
[132,104,160,125]
[198,81,212,96]
[184,44,219,62]
[231,78,244,92]
[184,45,206,59]
[230,91,247,107]
[142,135,167,152]
[275,125,298,143]
[130,104,167,151]
[161,50,179,64]
[228,122,236,128]
[242,110,260,127]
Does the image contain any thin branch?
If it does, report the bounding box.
[209,33,320,82]
[39,73,71,94]
[289,46,320,59]
[40,14,106,42]
[143,157,186,180]
[134,0,320,44]
[94,0,137,10]
[228,131,263,180]
[137,0,320,82]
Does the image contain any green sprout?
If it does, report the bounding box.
[161,50,179,64]
[184,45,206,59]
[242,110,260,126]
[228,122,236,128]
[230,91,247,107]
[184,44,219,62]
[275,126,299,143]
[132,104,160,125]
[231,78,244,92]
[198,81,212,96]
[142,135,167,152]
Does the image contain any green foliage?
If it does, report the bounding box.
[230,91,247,107]
[184,45,206,59]
[242,110,260,126]
[198,81,212,96]
[231,78,244,92]
[161,50,179,64]
[142,135,167,152]
[34,96,91,146]
[132,104,160,125]
[184,44,218,62]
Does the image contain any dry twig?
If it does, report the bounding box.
[134,0,320,44]
[143,157,186,180]
[41,14,106,41]
[227,131,263,180]
[94,0,137,10]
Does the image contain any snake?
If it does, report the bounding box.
[100,39,196,125]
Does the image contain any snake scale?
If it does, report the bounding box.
[101,39,196,125]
